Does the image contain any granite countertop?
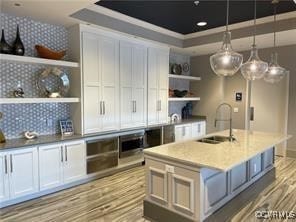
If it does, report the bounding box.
[0,116,206,151]
[144,129,291,172]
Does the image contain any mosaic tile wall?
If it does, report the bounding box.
[0,13,72,139]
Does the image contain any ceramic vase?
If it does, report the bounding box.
[0,29,13,54]
[13,25,25,56]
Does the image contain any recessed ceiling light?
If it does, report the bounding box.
[14,3,21,6]
[294,0,296,4]
[197,22,207,27]
[194,1,200,6]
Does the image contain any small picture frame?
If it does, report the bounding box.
[60,119,74,136]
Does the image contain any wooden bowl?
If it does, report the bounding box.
[35,45,66,60]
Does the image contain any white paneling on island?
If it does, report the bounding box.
[143,129,291,222]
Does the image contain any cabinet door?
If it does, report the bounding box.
[191,122,200,138]
[231,162,248,192]
[174,125,184,142]
[204,172,228,213]
[84,86,101,134]
[9,147,39,199]
[0,153,9,202]
[63,141,86,184]
[132,45,147,127]
[120,41,133,128]
[183,124,192,140]
[39,144,63,191]
[100,36,119,131]
[263,148,274,169]
[157,49,169,124]
[82,32,100,85]
[147,48,159,125]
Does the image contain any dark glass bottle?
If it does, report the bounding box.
[0,29,13,54]
[13,25,25,56]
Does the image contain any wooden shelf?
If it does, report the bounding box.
[169,74,201,81]
[169,97,200,102]
[0,54,79,68]
[0,98,80,104]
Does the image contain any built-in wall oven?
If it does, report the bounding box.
[119,131,145,158]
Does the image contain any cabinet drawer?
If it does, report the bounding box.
[86,138,118,156]
[249,154,262,179]
[231,162,248,192]
[87,151,118,174]
[204,172,228,214]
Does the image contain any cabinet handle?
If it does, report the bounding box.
[134,101,137,113]
[61,147,64,162]
[65,146,68,162]
[103,101,106,115]
[99,101,102,115]
[10,154,13,173]
[159,100,161,111]
[4,155,8,174]
[182,127,185,137]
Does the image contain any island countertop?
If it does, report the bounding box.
[144,129,291,171]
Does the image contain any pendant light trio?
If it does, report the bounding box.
[210,0,288,83]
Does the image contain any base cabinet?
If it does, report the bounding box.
[0,147,39,203]
[39,140,86,191]
[175,121,206,142]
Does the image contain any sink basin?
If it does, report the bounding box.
[197,135,234,144]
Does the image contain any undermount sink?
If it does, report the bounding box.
[197,135,234,144]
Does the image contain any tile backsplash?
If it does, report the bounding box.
[0,13,71,139]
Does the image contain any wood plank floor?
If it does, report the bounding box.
[1,157,295,222]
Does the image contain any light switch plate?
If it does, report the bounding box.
[234,107,239,113]
[165,165,175,173]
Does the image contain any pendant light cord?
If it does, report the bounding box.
[226,0,229,31]
[253,0,257,45]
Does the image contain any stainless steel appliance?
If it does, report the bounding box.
[119,132,144,158]
[86,137,119,175]
[163,125,175,144]
[145,126,163,148]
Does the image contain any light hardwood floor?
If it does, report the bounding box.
[1,157,295,222]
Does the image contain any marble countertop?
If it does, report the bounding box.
[144,129,291,171]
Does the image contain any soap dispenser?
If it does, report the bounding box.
[0,112,6,143]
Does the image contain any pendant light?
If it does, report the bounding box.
[241,0,268,80]
[210,0,243,77]
[264,0,288,84]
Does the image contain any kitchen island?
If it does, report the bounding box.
[143,129,290,222]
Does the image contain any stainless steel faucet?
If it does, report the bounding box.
[214,103,234,142]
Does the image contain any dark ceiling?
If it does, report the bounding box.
[95,0,296,34]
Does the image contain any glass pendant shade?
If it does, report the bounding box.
[210,31,243,76]
[240,44,268,80]
[264,53,287,83]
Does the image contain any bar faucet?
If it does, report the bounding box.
[214,103,234,142]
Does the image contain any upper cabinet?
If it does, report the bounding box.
[120,41,147,129]
[82,32,120,134]
[147,48,169,126]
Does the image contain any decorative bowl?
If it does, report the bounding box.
[35,45,66,60]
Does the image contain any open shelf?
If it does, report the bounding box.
[169,97,200,102]
[0,54,79,68]
[169,74,201,81]
[0,98,80,104]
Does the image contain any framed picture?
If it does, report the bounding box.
[60,119,74,136]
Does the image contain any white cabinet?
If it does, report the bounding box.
[39,140,86,191]
[0,147,39,201]
[39,144,64,191]
[191,121,206,138]
[175,124,192,142]
[82,32,119,134]
[120,41,147,129]
[147,47,169,126]
[0,153,9,202]
[175,121,206,142]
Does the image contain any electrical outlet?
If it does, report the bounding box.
[254,164,257,173]
[165,165,175,173]
[46,118,53,127]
